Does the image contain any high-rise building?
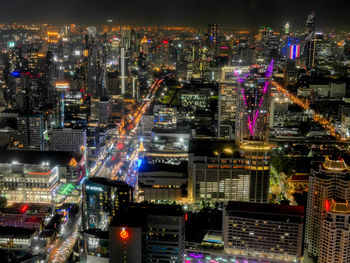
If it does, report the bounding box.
[305,157,350,257]
[188,140,269,203]
[223,201,304,263]
[17,114,45,150]
[318,199,350,263]
[235,61,273,142]
[305,11,315,34]
[109,204,185,263]
[49,128,86,152]
[208,24,220,52]
[82,178,133,231]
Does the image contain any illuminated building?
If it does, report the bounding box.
[180,88,211,113]
[0,226,36,249]
[305,157,350,257]
[288,44,301,60]
[208,24,220,50]
[0,204,50,231]
[235,61,273,142]
[153,105,177,129]
[318,199,350,263]
[83,178,133,231]
[49,128,86,152]
[17,114,45,150]
[223,201,304,263]
[188,140,269,204]
[218,66,249,139]
[47,32,59,43]
[121,47,126,95]
[0,150,83,202]
[284,22,290,34]
[81,178,133,262]
[109,204,185,263]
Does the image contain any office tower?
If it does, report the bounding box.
[318,199,350,263]
[189,140,271,203]
[208,24,220,53]
[223,201,304,262]
[284,59,298,86]
[302,12,320,70]
[305,157,350,257]
[87,40,106,98]
[121,47,125,95]
[235,61,273,203]
[98,97,112,125]
[109,204,185,263]
[235,61,273,142]
[305,11,315,34]
[82,178,133,231]
[49,128,86,152]
[17,114,44,150]
[218,66,249,139]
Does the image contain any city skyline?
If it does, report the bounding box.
[0,0,349,30]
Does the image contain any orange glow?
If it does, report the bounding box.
[47,32,58,36]
[56,82,69,86]
[69,158,78,167]
[120,229,129,239]
[28,171,51,175]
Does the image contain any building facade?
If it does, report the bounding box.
[305,157,350,257]
[223,201,304,263]
[318,199,350,263]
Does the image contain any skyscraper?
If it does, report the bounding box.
[305,11,315,34]
[235,60,273,142]
[208,24,220,54]
[109,204,185,263]
[305,157,350,257]
[17,114,45,150]
[318,199,350,263]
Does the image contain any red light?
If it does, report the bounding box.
[163,40,169,45]
[325,200,330,212]
[20,204,29,213]
[184,213,188,221]
[120,229,129,239]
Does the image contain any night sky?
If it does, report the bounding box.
[1,0,349,31]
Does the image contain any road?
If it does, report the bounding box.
[47,215,81,263]
[272,81,345,142]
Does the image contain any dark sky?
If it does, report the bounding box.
[1,0,349,31]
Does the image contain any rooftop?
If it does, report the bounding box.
[0,150,83,166]
[225,201,304,223]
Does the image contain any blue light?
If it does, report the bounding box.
[11,71,20,77]
[137,158,143,168]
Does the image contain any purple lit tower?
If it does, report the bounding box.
[235,59,273,143]
[234,60,273,203]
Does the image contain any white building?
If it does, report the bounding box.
[305,157,350,257]
[319,199,350,263]
[223,201,304,263]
